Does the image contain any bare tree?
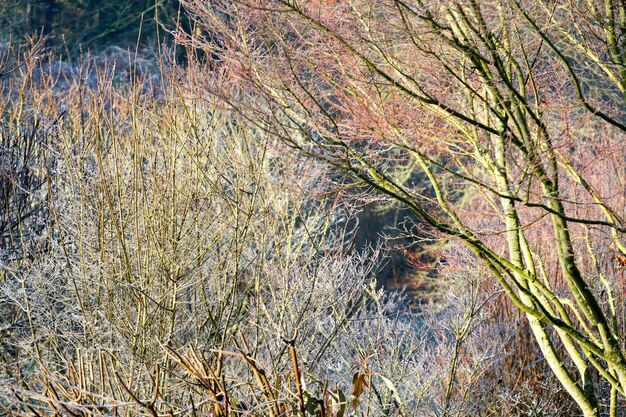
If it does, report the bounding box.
[181,0,626,415]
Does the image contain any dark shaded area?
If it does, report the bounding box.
[0,116,55,263]
[351,203,438,309]
[0,0,190,53]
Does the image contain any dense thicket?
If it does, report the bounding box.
[3,1,626,416]
[0,42,540,416]
[179,1,626,415]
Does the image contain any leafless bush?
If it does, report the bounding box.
[0,41,575,416]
